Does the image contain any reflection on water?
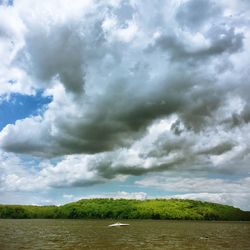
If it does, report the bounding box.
[0,219,249,249]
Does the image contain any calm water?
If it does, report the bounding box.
[0,219,249,250]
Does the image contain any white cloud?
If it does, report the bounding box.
[0,4,34,97]
[136,175,250,194]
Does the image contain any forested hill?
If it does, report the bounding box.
[0,199,250,221]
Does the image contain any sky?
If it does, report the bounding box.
[0,0,250,210]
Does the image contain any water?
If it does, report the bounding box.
[0,219,249,249]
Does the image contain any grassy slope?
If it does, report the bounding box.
[0,199,250,220]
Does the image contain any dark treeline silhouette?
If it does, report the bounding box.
[0,199,250,220]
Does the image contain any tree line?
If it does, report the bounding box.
[0,199,249,221]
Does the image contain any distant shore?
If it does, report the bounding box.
[1,198,250,220]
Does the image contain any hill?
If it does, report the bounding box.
[0,199,250,220]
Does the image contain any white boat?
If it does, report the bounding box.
[108,222,130,227]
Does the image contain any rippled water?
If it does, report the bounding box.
[0,219,249,249]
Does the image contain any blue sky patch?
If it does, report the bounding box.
[0,0,14,6]
[0,91,52,130]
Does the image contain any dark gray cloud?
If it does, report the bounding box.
[152,26,244,63]
[1,63,199,156]
[197,142,235,156]
[17,21,86,94]
[222,105,250,128]
[175,0,221,31]
[95,158,185,180]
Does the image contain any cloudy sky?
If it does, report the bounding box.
[0,0,250,210]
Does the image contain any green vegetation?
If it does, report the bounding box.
[0,199,250,220]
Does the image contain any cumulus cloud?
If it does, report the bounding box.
[0,0,248,156]
[1,115,250,192]
[0,0,250,208]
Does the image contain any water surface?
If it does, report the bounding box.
[0,219,249,249]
